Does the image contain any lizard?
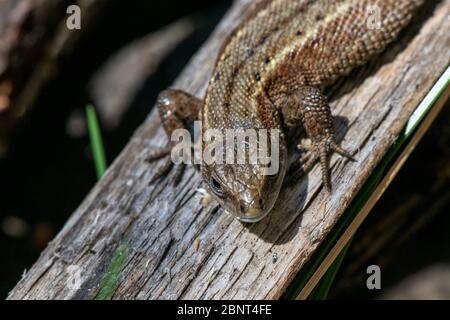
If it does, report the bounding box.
[147,0,424,223]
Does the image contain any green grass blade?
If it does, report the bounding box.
[86,104,107,179]
[309,240,352,300]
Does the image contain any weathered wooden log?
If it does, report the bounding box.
[7,0,450,299]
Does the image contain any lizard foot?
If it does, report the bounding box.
[146,144,186,185]
[297,134,354,192]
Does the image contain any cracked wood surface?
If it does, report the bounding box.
[8,0,450,299]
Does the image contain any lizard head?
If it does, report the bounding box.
[201,129,287,223]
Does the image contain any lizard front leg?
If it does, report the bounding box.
[280,86,354,192]
[147,89,202,184]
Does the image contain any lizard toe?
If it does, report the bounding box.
[331,141,356,162]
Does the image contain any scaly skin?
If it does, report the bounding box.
[149,0,424,223]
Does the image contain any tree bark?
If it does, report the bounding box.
[7,0,450,299]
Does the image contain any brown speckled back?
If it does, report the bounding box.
[203,0,424,131]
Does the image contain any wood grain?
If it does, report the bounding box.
[7,0,450,299]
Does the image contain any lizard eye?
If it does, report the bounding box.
[209,177,224,197]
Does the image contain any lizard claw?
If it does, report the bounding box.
[330,141,356,162]
[297,135,354,192]
[149,156,174,183]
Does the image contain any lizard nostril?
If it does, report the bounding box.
[239,201,247,213]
